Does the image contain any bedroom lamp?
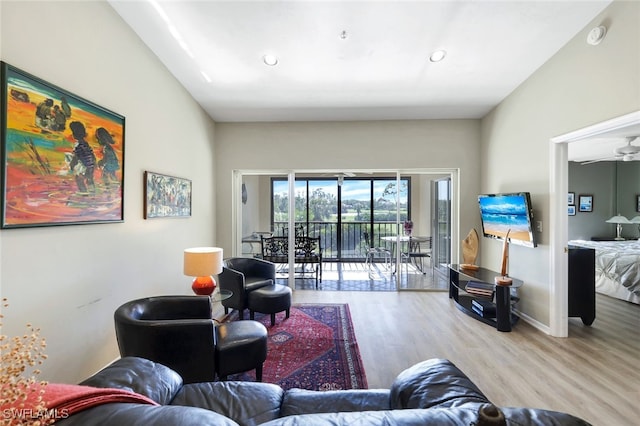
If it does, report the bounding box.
[630,216,640,240]
[605,215,631,241]
[183,247,223,296]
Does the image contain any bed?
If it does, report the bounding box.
[568,239,640,305]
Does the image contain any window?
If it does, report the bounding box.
[271,177,410,260]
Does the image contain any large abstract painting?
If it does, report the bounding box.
[0,62,125,228]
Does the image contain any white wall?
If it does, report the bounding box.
[0,1,217,383]
[215,120,481,257]
[480,0,640,326]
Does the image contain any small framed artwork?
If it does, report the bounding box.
[1,62,125,228]
[578,194,593,212]
[637,194,640,212]
[568,205,576,216]
[144,171,192,219]
[568,192,575,205]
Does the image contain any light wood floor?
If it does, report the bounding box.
[290,290,639,426]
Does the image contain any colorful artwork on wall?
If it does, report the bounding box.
[144,171,192,219]
[1,62,125,228]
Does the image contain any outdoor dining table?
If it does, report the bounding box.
[380,235,430,274]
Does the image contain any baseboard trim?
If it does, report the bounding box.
[515,309,551,335]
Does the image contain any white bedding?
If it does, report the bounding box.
[568,240,640,304]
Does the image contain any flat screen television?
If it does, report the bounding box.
[478,192,537,248]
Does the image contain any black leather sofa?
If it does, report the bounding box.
[57,356,591,426]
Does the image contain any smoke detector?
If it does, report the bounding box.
[587,26,607,46]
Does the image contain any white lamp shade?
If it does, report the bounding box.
[183,247,223,277]
[606,215,631,224]
[630,216,640,224]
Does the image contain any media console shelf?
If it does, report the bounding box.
[448,264,523,332]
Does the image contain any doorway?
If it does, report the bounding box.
[550,110,640,337]
[234,168,459,291]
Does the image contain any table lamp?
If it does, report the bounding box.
[605,214,630,241]
[183,247,223,295]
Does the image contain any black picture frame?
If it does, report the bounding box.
[578,194,593,212]
[144,171,192,219]
[568,205,576,216]
[568,192,575,205]
[637,194,640,212]
[1,62,125,228]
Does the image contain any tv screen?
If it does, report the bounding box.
[478,192,537,248]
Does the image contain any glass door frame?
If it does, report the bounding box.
[269,176,411,261]
[432,177,452,277]
[233,168,460,291]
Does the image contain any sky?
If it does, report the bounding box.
[273,179,407,202]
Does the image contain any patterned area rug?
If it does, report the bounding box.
[226,303,367,390]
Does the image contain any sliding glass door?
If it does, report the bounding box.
[270,176,409,261]
[235,169,458,291]
[432,177,451,276]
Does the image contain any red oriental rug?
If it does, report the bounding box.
[226,303,368,391]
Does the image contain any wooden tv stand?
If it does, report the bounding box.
[448,264,523,332]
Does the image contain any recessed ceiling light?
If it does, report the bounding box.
[429,50,447,62]
[263,54,278,66]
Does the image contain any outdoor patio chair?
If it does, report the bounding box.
[405,236,432,274]
[363,231,391,270]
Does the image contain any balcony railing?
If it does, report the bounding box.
[273,221,400,260]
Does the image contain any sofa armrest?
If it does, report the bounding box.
[79,357,183,405]
[248,258,276,280]
[218,267,246,309]
[501,407,592,426]
[389,359,489,410]
[280,388,390,416]
[131,295,212,320]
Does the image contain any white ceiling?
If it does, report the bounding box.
[109,0,612,122]
[566,123,640,164]
[108,0,640,162]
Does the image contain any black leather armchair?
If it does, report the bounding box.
[218,257,275,319]
[114,295,217,384]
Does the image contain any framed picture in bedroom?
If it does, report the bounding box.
[637,194,640,212]
[568,205,576,216]
[578,194,593,212]
[144,171,192,219]
[0,62,125,228]
[568,192,575,205]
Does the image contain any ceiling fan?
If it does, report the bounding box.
[581,136,640,165]
[317,171,375,185]
[333,172,357,186]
